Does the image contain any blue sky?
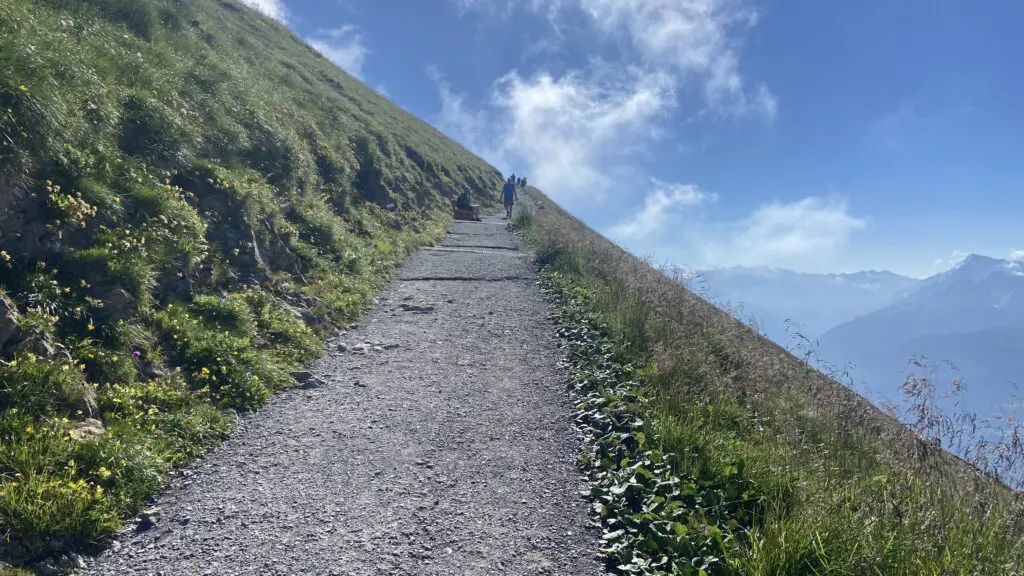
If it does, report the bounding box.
[242,0,1023,278]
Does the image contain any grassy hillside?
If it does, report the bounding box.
[512,191,1024,575]
[0,0,501,567]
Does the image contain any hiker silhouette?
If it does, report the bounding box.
[502,176,517,219]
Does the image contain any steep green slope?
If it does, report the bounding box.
[0,0,501,565]
[512,191,1024,575]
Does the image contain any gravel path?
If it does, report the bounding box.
[80,214,604,576]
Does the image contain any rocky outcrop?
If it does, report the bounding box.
[0,293,20,351]
[70,418,105,441]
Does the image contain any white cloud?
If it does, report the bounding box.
[433,0,774,206]
[435,0,782,264]
[1009,250,1024,262]
[432,66,675,203]
[608,180,716,240]
[697,196,866,269]
[308,26,368,79]
[492,67,675,200]
[451,0,775,120]
[239,0,288,23]
[580,0,772,119]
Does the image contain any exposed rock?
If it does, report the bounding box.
[142,362,167,380]
[73,386,99,418]
[55,345,73,363]
[301,377,327,390]
[70,418,105,441]
[33,561,61,576]
[95,286,137,321]
[398,303,435,313]
[383,343,400,350]
[300,308,328,328]
[336,343,348,352]
[138,507,161,529]
[160,275,194,300]
[281,303,305,322]
[289,370,315,384]
[0,293,20,350]
[15,333,55,358]
[67,552,87,570]
[0,177,63,261]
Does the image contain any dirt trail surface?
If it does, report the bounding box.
[81,215,604,576]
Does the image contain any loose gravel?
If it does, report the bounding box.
[80,215,605,576]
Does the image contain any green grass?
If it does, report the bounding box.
[512,193,1024,575]
[0,0,503,565]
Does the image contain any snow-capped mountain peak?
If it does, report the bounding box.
[931,254,1024,285]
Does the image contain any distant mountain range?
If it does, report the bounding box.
[673,265,919,343]
[677,254,1024,415]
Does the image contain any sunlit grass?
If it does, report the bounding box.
[0,0,501,565]
[514,191,1024,575]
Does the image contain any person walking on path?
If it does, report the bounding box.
[502,176,518,219]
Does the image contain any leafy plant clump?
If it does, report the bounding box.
[543,270,759,575]
[0,0,504,567]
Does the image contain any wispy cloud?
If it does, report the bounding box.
[239,0,288,23]
[429,67,498,159]
[307,25,368,79]
[696,196,867,270]
[869,102,972,149]
[432,65,675,204]
[932,250,969,271]
[438,0,793,267]
[435,0,774,207]
[608,180,716,241]
[492,67,675,201]
[452,0,776,120]
[578,0,775,120]
[1011,250,1024,262]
